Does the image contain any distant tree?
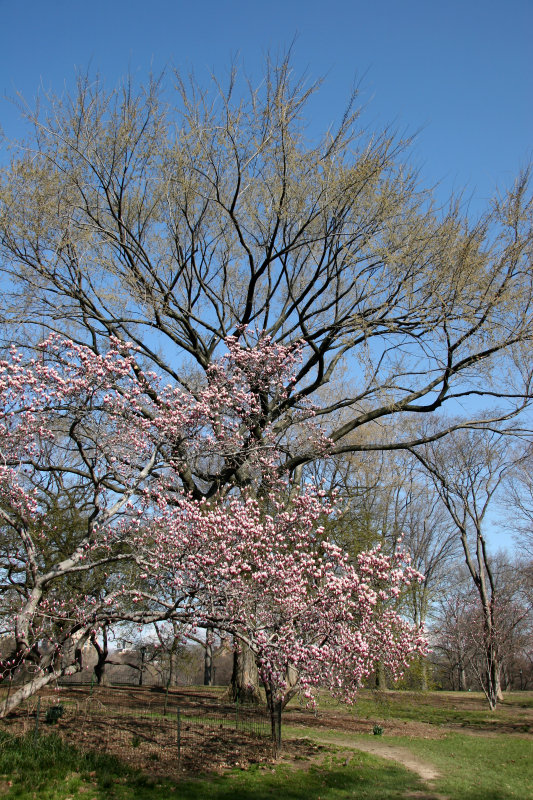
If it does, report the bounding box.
[312,446,458,689]
[411,429,519,708]
[430,557,533,693]
[430,571,477,691]
[505,445,533,557]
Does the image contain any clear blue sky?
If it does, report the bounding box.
[0,0,531,216]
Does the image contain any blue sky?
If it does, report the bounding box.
[0,0,531,217]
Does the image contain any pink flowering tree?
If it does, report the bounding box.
[150,488,426,743]
[0,333,425,729]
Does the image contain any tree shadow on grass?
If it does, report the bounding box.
[0,731,427,800]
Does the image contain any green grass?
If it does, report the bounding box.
[0,731,133,799]
[306,689,533,732]
[283,725,533,800]
[4,728,531,800]
[397,732,533,800]
[1,690,532,798]
[0,730,424,800]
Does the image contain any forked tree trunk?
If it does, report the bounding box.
[481,610,504,709]
[281,664,300,709]
[90,626,110,686]
[485,649,504,709]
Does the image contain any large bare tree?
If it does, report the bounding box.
[1,57,531,698]
[1,59,531,469]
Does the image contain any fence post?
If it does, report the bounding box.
[235,697,239,730]
[177,707,181,768]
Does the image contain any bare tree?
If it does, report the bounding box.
[394,465,459,690]
[411,428,518,708]
[430,573,474,691]
[430,556,533,693]
[492,557,533,691]
[505,444,533,556]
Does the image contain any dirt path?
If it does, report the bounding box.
[326,736,440,781]
[288,732,448,799]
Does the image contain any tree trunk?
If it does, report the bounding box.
[168,651,176,688]
[0,630,89,717]
[139,648,146,686]
[204,632,213,686]
[228,644,262,704]
[374,660,389,691]
[483,611,503,708]
[502,666,512,693]
[458,657,467,691]
[419,658,428,691]
[271,698,282,754]
[494,665,504,702]
[91,627,110,686]
[0,662,81,718]
[263,679,283,753]
[488,653,503,707]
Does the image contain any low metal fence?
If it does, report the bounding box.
[0,686,275,773]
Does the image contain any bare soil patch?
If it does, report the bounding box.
[284,706,445,740]
[284,690,533,738]
[0,686,321,777]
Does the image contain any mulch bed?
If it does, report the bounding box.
[0,686,323,776]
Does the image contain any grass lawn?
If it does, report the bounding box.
[0,730,425,800]
[398,732,533,800]
[282,725,533,800]
[310,689,533,733]
[1,690,532,799]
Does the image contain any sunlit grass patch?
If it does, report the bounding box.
[395,732,533,800]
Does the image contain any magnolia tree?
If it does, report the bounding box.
[148,488,425,741]
[0,334,425,732]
